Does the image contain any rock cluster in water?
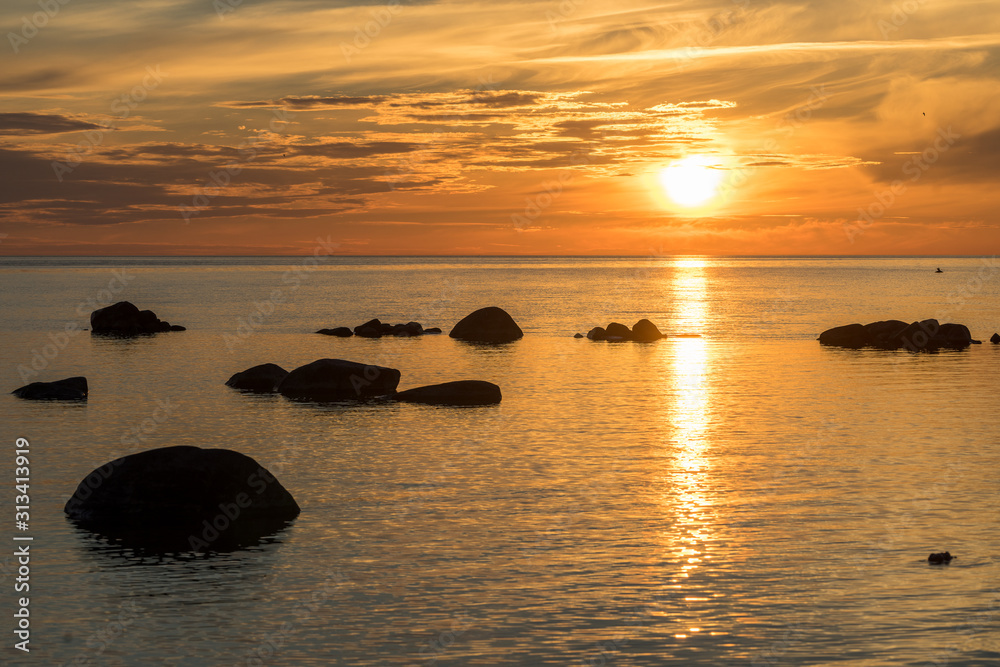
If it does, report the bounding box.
[818,319,979,350]
[450,307,523,343]
[64,445,299,552]
[227,358,501,406]
[585,319,665,342]
[12,376,88,400]
[91,301,186,335]
[317,319,442,338]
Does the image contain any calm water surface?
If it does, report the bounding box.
[1,256,999,666]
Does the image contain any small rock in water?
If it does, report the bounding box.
[991,332,1000,344]
[928,551,954,564]
[574,333,584,338]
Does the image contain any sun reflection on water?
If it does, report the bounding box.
[660,260,718,631]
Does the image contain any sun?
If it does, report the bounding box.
[659,156,724,207]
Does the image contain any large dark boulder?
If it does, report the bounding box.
[64,446,299,552]
[225,364,288,393]
[394,380,502,406]
[818,323,868,348]
[820,319,978,350]
[889,319,977,350]
[604,322,632,341]
[631,319,663,342]
[277,358,400,401]
[863,320,909,346]
[12,376,88,400]
[91,301,182,335]
[449,307,523,343]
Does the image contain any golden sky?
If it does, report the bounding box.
[2,0,999,254]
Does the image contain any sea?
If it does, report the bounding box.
[1,255,999,666]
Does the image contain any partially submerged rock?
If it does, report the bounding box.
[394,380,502,406]
[991,333,1000,344]
[316,327,354,337]
[277,358,400,401]
[91,301,184,335]
[12,376,88,400]
[450,307,523,343]
[631,319,663,342]
[819,319,979,350]
[587,326,608,341]
[928,551,954,564]
[604,322,632,341]
[64,445,299,552]
[225,363,288,393]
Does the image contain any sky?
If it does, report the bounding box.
[1,0,999,255]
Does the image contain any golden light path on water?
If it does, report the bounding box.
[662,258,716,640]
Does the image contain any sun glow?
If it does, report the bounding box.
[659,156,725,207]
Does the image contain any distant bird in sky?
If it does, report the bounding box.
[922,112,926,116]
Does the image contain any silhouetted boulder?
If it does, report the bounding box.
[863,320,909,346]
[354,318,383,338]
[820,319,978,350]
[91,301,183,335]
[424,327,442,334]
[12,376,87,400]
[928,551,954,564]
[818,323,868,348]
[317,327,353,337]
[64,445,299,552]
[277,358,400,401]
[394,380,502,406]
[631,319,663,342]
[450,307,523,343]
[992,333,1000,344]
[587,327,607,341]
[604,322,632,341]
[225,363,288,393]
[574,333,584,338]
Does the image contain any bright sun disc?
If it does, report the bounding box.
[660,156,724,207]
